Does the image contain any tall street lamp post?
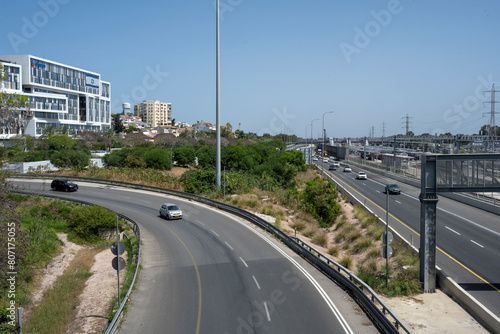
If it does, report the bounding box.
[321,111,334,177]
[310,118,319,165]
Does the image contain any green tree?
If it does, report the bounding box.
[112,114,125,133]
[50,149,90,171]
[145,147,171,170]
[173,146,196,166]
[44,135,77,150]
[0,64,32,136]
[301,177,341,228]
[196,145,216,168]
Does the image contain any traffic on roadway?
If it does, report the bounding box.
[315,157,500,319]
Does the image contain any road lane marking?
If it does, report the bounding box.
[326,172,500,294]
[235,219,353,334]
[211,229,219,237]
[225,242,233,250]
[239,257,249,268]
[196,220,205,226]
[438,207,500,238]
[395,200,401,204]
[160,223,202,334]
[445,226,461,236]
[252,275,261,290]
[471,240,484,248]
[264,302,271,321]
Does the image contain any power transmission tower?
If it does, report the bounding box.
[402,113,412,135]
[401,114,412,149]
[483,84,500,152]
[381,122,386,137]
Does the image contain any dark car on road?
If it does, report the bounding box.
[385,183,401,195]
[328,164,337,170]
[51,179,78,192]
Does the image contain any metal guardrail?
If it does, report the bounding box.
[10,174,411,333]
[10,187,141,334]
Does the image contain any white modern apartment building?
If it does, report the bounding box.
[134,100,172,128]
[0,55,111,138]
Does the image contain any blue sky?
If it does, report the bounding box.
[1,0,500,138]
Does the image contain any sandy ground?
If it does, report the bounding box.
[66,249,126,334]
[26,234,121,333]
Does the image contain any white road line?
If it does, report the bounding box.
[471,240,485,248]
[372,183,500,239]
[196,220,205,226]
[211,229,219,237]
[438,207,500,238]
[264,302,271,321]
[239,257,249,268]
[140,200,150,203]
[253,275,261,290]
[225,242,233,250]
[190,201,354,334]
[395,200,401,204]
[235,221,354,334]
[445,226,461,236]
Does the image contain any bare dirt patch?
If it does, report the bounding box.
[66,249,126,334]
[25,234,122,333]
[28,234,83,309]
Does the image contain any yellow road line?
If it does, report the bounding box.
[328,172,500,294]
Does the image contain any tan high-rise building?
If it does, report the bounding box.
[134,100,172,127]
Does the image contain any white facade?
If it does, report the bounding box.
[0,55,111,138]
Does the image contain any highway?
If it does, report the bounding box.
[12,179,379,334]
[317,160,500,319]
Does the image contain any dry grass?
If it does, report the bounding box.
[23,247,104,334]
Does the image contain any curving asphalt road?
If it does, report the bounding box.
[317,160,500,319]
[12,179,380,334]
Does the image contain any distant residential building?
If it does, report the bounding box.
[193,120,215,133]
[0,55,111,138]
[119,114,147,129]
[134,100,172,128]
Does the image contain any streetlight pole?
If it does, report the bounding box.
[310,118,319,165]
[215,0,221,189]
[321,111,334,177]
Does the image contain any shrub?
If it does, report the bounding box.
[302,226,316,238]
[300,177,341,227]
[347,230,362,242]
[67,206,119,242]
[327,245,339,256]
[311,231,328,248]
[339,256,353,269]
[353,237,373,253]
[289,221,306,232]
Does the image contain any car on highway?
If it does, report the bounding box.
[323,158,329,163]
[343,166,352,172]
[332,161,340,167]
[385,183,401,195]
[51,179,78,192]
[159,203,183,219]
[328,164,337,170]
[356,172,367,180]
[313,156,318,161]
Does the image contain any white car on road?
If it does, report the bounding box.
[356,172,367,180]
